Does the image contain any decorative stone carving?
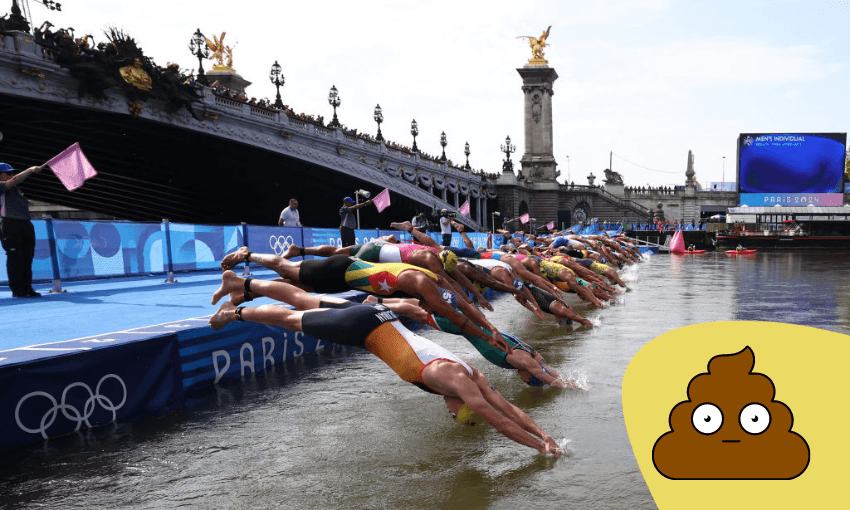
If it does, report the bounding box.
[531,92,542,123]
[604,168,624,185]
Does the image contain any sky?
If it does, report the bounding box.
[16,0,850,188]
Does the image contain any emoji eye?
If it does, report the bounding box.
[739,403,770,434]
[692,403,723,434]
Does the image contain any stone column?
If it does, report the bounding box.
[517,65,559,184]
[515,64,560,226]
[478,195,484,228]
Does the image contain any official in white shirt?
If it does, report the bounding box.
[278,198,301,227]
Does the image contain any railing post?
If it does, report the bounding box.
[242,222,252,276]
[163,218,178,283]
[44,217,66,293]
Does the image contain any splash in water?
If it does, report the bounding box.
[557,437,572,456]
[561,370,590,390]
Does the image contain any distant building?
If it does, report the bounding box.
[709,182,737,191]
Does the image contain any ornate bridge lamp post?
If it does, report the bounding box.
[491,211,500,234]
[440,131,448,162]
[328,85,341,128]
[373,104,384,142]
[464,142,471,170]
[501,135,516,172]
[410,119,419,152]
[269,60,285,109]
[188,28,210,85]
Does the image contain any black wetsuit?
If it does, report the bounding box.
[298,254,356,293]
[301,301,397,347]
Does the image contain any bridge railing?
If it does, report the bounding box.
[2,31,499,230]
[564,184,650,215]
[0,219,504,288]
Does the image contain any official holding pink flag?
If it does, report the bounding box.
[0,163,43,297]
[1,143,97,298]
[339,195,373,247]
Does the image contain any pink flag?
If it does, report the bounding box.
[47,143,97,191]
[520,213,530,224]
[546,221,555,230]
[373,188,391,212]
[458,200,470,216]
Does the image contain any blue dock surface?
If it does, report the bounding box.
[0,269,366,454]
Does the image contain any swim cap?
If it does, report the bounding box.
[512,277,525,292]
[0,163,14,173]
[526,365,552,387]
[527,375,546,387]
[439,287,459,308]
[439,250,458,272]
[452,403,484,426]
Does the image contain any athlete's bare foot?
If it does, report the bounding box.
[282,244,302,259]
[390,221,413,232]
[210,301,238,330]
[229,290,246,306]
[450,220,464,232]
[221,246,250,270]
[212,270,243,305]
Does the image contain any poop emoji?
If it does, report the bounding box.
[652,346,809,479]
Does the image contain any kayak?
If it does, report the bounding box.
[726,249,757,254]
[684,250,706,254]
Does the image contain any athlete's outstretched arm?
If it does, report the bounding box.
[423,363,560,456]
[415,279,509,352]
[447,267,493,311]
[505,350,565,388]
[472,369,561,453]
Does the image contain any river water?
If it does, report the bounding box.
[3,251,850,509]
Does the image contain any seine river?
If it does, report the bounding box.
[2,251,849,509]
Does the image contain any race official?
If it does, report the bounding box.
[278,198,301,227]
[0,163,42,297]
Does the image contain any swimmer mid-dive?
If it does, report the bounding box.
[364,295,586,388]
[209,271,562,456]
[219,247,509,353]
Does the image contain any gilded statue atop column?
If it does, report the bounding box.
[517,25,551,65]
[205,32,235,72]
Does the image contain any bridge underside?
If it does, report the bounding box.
[0,94,442,228]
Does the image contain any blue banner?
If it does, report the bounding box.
[244,225,304,261]
[2,220,245,284]
[2,220,491,285]
[0,333,181,453]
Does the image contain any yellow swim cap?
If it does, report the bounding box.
[453,403,484,426]
[439,250,458,272]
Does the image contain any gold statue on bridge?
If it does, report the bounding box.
[517,25,551,65]
[205,32,235,71]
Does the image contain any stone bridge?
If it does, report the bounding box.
[0,30,497,228]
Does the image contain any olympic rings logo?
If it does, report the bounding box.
[269,235,295,256]
[15,374,128,438]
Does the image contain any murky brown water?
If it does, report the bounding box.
[3,251,849,509]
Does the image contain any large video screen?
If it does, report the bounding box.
[737,133,847,206]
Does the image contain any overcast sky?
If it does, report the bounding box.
[21,0,850,188]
